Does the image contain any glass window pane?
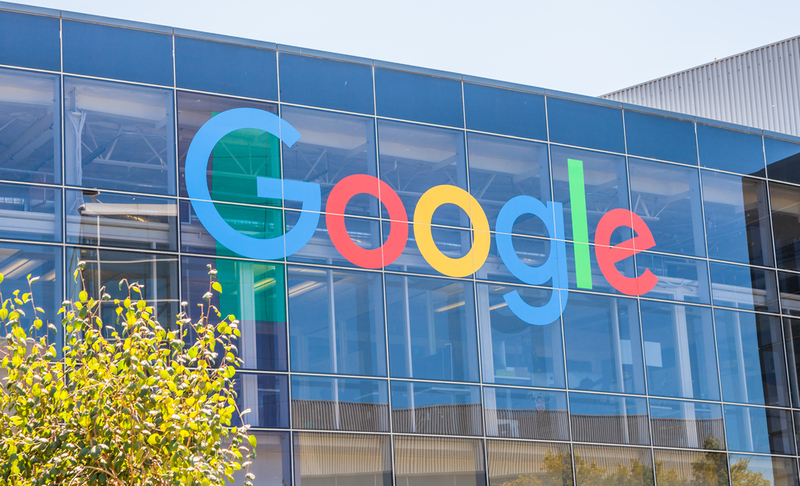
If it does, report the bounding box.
[653,449,728,486]
[547,97,625,153]
[629,158,706,257]
[637,253,710,304]
[384,223,473,276]
[65,77,175,195]
[294,432,391,486]
[468,133,551,237]
[378,120,468,228]
[572,444,654,486]
[570,392,649,445]
[702,171,773,266]
[624,110,698,165]
[724,405,795,455]
[181,256,287,371]
[288,266,385,376]
[0,68,61,184]
[778,271,800,316]
[0,10,60,71]
[728,455,799,486]
[464,83,547,140]
[697,123,765,175]
[394,436,486,486]
[478,233,550,284]
[563,292,646,394]
[391,381,482,436]
[62,20,173,86]
[386,274,479,382]
[640,301,719,400]
[66,190,176,251]
[781,317,800,408]
[716,309,790,406]
[282,106,378,216]
[233,373,289,428]
[649,398,725,450]
[487,439,572,486]
[710,261,779,313]
[0,183,60,242]
[375,68,463,128]
[483,387,569,440]
[177,91,279,200]
[0,241,62,335]
[175,37,277,101]
[477,282,565,388]
[232,431,291,486]
[279,54,373,114]
[765,136,800,184]
[287,212,381,268]
[291,376,389,432]
[770,182,800,272]
[566,241,637,295]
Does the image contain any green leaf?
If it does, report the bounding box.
[212,281,222,293]
[79,290,88,303]
[0,273,4,284]
[248,435,257,448]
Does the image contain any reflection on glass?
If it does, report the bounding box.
[487,439,572,486]
[715,309,789,406]
[0,182,60,242]
[629,158,705,257]
[394,436,486,486]
[702,171,773,266]
[637,253,710,304]
[391,381,482,436]
[653,449,728,486]
[640,301,719,400]
[287,211,382,268]
[0,68,60,183]
[467,133,550,237]
[696,123,765,175]
[65,77,175,195]
[288,266,386,376]
[483,387,568,440]
[710,262,779,312]
[478,234,549,284]
[291,376,389,432]
[724,405,795,455]
[477,283,565,388]
[0,241,62,335]
[294,432,392,486]
[781,318,800,408]
[728,454,799,486]
[385,223,473,276]
[233,373,289,428]
[232,431,291,486]
[181,256,287,371]
[563,292,645,394]
[649,398,725,449]
[566,242,636,295]
[778,271,800,316]
[569,392,649,445]
[770,182,800,272]
[386,274,479,382]
[378,120,468,227]
[572,444,654,486]
[765,136,800,185]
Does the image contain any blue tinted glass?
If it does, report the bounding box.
[629,158,706,257]
[384,222,472,276]
[233,373,289,428]
[778,271,800,317]
[0,183,60,242]
[702,171,773,266]
[648,398,724,449]
[463,83,546,140]
[640,301,719,400]
[279,54,373,114]
[235,431,291,485]
[0,241,62,336]
[175,37,276,100]
[468,133,550,237]
[483,387,568,440]
[287,212,381,268]
[770,182,800,272]
[386,274,479,382]
[287,266,386,376]
[391,381,482,435]
[562,292,645,394]
[0,68,61,184]
[765,136,800,184]
[572,444,654,486]
[715,309,789,407]
[294,432,392,486]
[697,123,764,175]
[375,68,463,127]
[724,405,795,455]
[624,110,697,165]
[62,21,173,86]
[547,97,624,153]
[477,283,565,388]
[569,393,649,445]
[566,242,636,295]
[487,440,572,486]
[478,234,550,284]
[709,261,778,313]
[728,455,799,486]
[784,318,800,408]
[0,11,59,71]
[637,253,710,304]
[291,376,389,432]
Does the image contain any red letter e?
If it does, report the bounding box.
[595,209,658,296]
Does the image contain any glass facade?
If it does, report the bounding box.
[2,7,800,486]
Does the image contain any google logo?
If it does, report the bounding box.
[185,108,659,325]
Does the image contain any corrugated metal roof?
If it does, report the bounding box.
[603,35,800,137]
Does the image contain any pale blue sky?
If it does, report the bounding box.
[12,0,800,96]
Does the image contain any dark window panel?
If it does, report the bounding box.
[765,136,800,184]
[375,68,463,127]
[279,54,373,114]
[62,20,173,86]
[232,373,289,428]
[770,182,800,272]
[653,449,728,486]
[175,36,277,100]
[291,376,389,432]
[0,10,60,71]
[624,110,698,165]
[394,436,486,486]
[783,318,800,408]
[487,439,573,486]
[572,444,654,486]
[724,404,795,455]
[233,431,291,486]
[463,83,546,140]
[0,183,60,242]
[569,392,650,445]
[294,432,392,486]
[649,399,725,450]
[778,271,800,317]
[709,261,779,313]
[547,97,625,154]
[697,123,765,175]
[483,387,569,440]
